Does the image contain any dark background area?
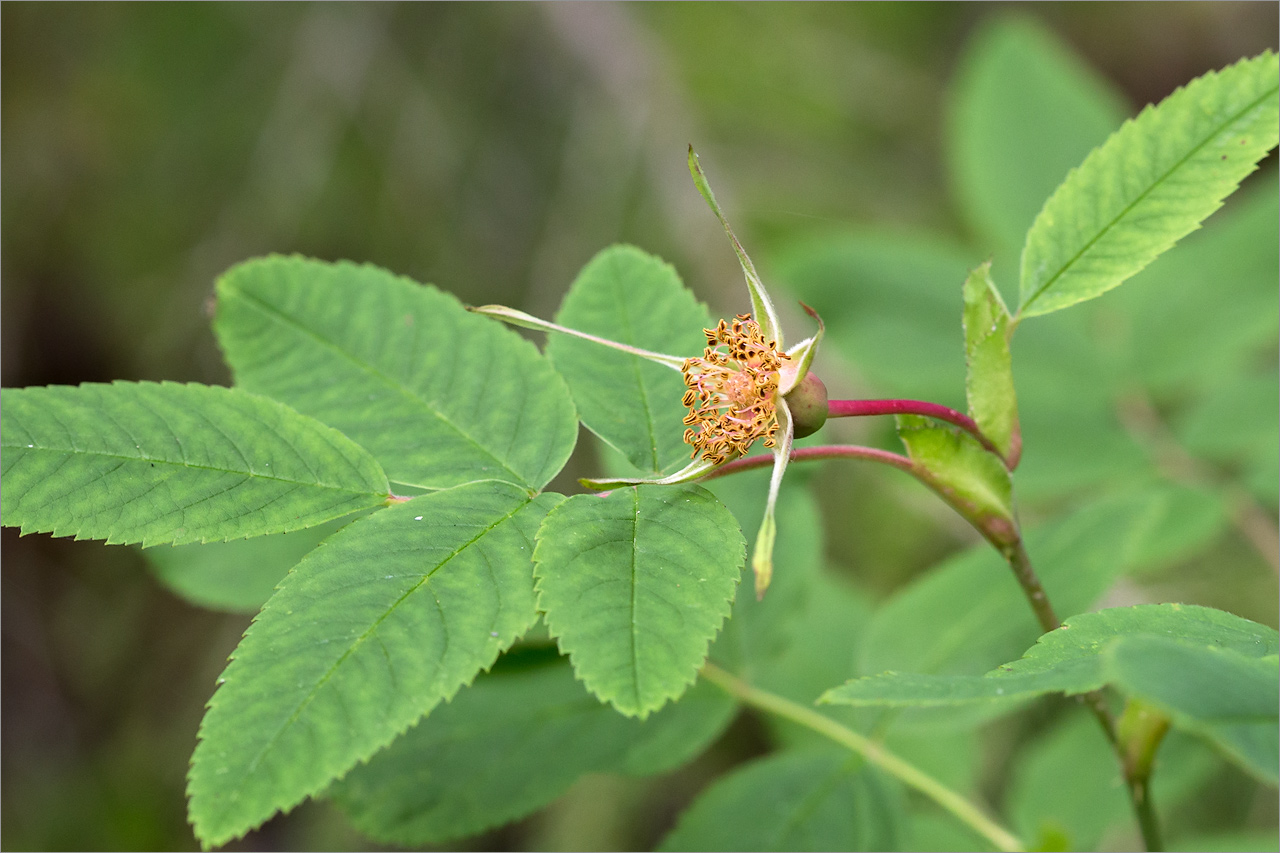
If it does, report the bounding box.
[3,4,1277,849]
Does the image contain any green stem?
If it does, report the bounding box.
[699,663,1025,853]
[999,541,1162,851]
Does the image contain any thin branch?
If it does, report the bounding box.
[828,398,1008,465]
[699,663,1025,853]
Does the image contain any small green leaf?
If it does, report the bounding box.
[546,246,710,474]
[1106,635,1279,785]
[962,262,1019,462]
[948,15,1129,260]
[896,413,1015,540]
[1,382,388,547]
[186,483,557,847]
[827,604,1277,785]
[214,255,577,491]
[1019,51,1280,318]
[658,750,905,852]
[533,484,744,717]
[142,514,366,612]
[330,653,736,846]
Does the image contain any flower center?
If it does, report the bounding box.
[680,314,789,463]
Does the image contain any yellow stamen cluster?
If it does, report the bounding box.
[681,314,789,463]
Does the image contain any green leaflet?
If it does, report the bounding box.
[948,15,1128,261]
[824,604,1278,785]
[657,750,906,852]
[330,653,736,846]
[533,484,744,718]
[1018,51,1280,318]
[214,255,577,492]
[186,484,559,847]
[828,603,1276,705]
[962,262,1019,462]
[546,245,711,474]
[0,382,388,547]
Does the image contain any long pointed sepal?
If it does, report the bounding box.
[469,305,685,371]
[580,457,718,490]
[751,399,794,599]
[687,145,783,347]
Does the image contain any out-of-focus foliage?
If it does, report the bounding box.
[3,4,1276,850]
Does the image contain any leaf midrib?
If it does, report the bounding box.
[227,285,528,487]
[1021,79,1279,315]
[3,440,384,496]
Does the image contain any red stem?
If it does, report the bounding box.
[828,399,1007,465]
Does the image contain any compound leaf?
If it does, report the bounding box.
[533,484,743,718]
[1019,51,1280,318]
[1,381,388,547]
[187,483,557,847]
[215,255,577,492]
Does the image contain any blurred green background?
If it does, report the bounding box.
[3,3,1276,850]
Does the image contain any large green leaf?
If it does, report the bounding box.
[214,255,577,491]
[948,15,1128,259]
[533,484,743,717]
[828,604,1276,707]
[1018,51,1280,318]
[546,245,711,474]
[330,651,736,846]
[1,382,388,547]
[657,750,905,852]
[186,483,558,847]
